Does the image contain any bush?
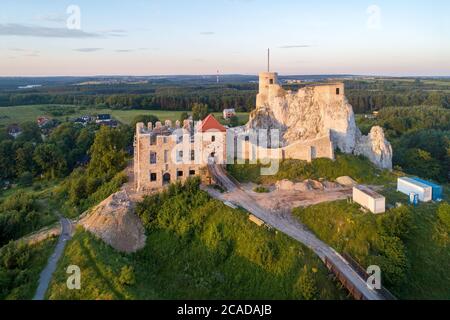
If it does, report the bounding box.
[118,266,135,286]
[437,202,450,231]
[293,201,410,288]
[294,266,318,300]
[0,192,41,246]
[202,223,233,263]
[378,206,413,240]
[137,177,209,234]
[253,186,269,193]
[0,239,56,299]
[18,171,33,187]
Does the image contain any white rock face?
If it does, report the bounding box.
[80,190,146,253]
[247,83,393,170]
[354,126,393,170]
[248,86,359,152]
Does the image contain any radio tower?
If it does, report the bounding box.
[216,70,220,83]
[267,48,270,72]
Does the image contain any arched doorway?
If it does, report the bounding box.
[163,173,171,185]
[208,152,216,165]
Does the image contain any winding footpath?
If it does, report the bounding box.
[33,217,73,300]
[207,164,384,300]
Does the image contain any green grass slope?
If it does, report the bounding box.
[0,238,57,300]
[227,154,395,185]
[46,179,346,300]
[293,200,450,300]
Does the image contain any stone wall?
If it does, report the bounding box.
[237,133,334,163]
[134,122,226,192]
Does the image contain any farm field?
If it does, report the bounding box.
[0,104,249,127]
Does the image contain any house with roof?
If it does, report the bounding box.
[96,114,112,123]
[133,114,226,191]
[7,124,22,139]
[37,116,50,128]
[96,114,118,128]
[223,108,236,119]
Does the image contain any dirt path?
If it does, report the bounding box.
[207,164,384,300]
[33,216,73,300]
[238,182,352,214]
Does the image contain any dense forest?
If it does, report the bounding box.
[0,83,257,112]
[1,78,449,113]
[358,106,450,182]
[345,79,450,113]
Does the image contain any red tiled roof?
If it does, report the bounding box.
[198,114,226,132]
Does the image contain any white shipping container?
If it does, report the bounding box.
[353,185,386,214]
[397,177,432,202]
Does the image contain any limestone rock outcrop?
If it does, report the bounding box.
[354,126,393,170]
[80,190,146,253]
[336,176,358,187]
[247,81,393,170]
[249,85,358,153]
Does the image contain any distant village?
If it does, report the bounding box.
[6,113,119,139]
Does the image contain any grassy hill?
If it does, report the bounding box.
[228,154,450,299]
[293,199,450,300]
[46,179,346,300]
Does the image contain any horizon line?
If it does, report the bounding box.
[1,73,450,78]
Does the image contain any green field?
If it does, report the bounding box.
[0,105,249,127]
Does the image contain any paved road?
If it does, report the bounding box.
[207,164,384,300]
[33,217,73,300]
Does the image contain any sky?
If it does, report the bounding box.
[0,0,449,76]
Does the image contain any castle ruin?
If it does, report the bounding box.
[134,67,393,192]
[134,115,226,191]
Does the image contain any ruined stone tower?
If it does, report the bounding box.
[256,72,279,108]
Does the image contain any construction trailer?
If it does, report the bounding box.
[410,177,443,201]
[397,177,432,202]
[352,185,386,214]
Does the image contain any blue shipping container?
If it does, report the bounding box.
[411,177,443,201]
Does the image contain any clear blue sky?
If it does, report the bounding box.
[0,0,449,76]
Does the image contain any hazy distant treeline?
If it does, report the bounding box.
[0,83,258,112]
[1,80,449,113]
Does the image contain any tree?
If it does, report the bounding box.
[399,148,441,181]
[0,140,15,179]
[15,142,35,177]
[87,126,127,179]
[17,122,42,144]
[228,115,239,127]
[67,168,88,205]
[191,103,209,121]
[179,112,189,124]
[74,126,96,161]
[33,144,67,179]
